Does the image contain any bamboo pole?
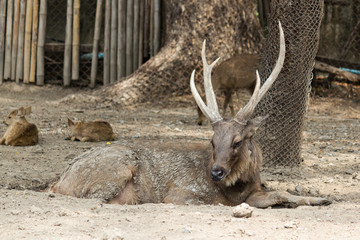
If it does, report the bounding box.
[4,0,14,80]
[138,0,144,68]
[29,0,39,83]
[117,0,126,79]
[72,0,80,81]
[11,0,20,81]
[15,0,26,84]
[23,0,33,83]
[0,0,7,83]
[110,0,117,83]
[36,0,46,86]
[154,0,160,54]
[90,0,103,88]
[143,0,150,60]
[133,0,139,70]
[149,0,154,57]
[103,0,110,85]
[125,0,133,76]
[63,0,73,87]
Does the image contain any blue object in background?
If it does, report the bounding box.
[80,53,104,61]
[339,67,360,75]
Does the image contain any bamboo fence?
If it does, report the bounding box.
[4,0,13,80]
[0,0,7,84]
[29,0,39,83]
[15,0,25,84]
[90,0,103,88]
[0,0,163,87]
[36,0,47,85]
[72,0,80,81]
[10,0,20,81]
[63,0,73,87]
[103,0,110,85]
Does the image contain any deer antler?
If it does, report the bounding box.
[190,40,222,124]
[235,21,285,121]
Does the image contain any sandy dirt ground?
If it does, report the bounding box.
[0,82,359,240]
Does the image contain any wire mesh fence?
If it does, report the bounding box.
[0,0,162,87]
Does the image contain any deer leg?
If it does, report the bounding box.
[246,191,331,208]
[229,94,235,117]
[0,137,5,145]
[223,91,232,117]
[197,106,206,125]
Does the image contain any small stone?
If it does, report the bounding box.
[232,203,254,218]
[284,221,298,229]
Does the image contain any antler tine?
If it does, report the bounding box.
[235,21,285,121]
[202,40,221,118]
[190,40,222,124]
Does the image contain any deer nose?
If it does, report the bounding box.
[211,167,226,182]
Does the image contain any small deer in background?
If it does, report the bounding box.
[66,119,116,142]
[53,22,330,208]
[196,54,259,125]
[0,106,39,146]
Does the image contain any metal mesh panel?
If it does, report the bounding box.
[254,0,324,167]
[45,0,100,85]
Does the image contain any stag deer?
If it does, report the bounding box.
[52,22,330,208]
[196,54,259,125]
[0,106,39,146]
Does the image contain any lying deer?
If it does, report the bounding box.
[197,54,259,125]
[52,22,330,208]
[66,118,116,142]
[0,106,39,146]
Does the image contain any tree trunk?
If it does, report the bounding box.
[100,0,262,106]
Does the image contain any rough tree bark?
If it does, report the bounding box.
[100,0,262,106]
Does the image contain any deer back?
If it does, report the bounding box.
[212,54,259,92]
[68,119,116,142]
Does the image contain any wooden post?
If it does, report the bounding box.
[72,0,80,81]
[11,0,21,81]
[36,0,47,86]
[138,0,144,68]
[4,0,14,80]
[0,0,7,83]
[15,0,26,84]
[149,0,154,57]
[63,0,73,87]
[154,0,160,54]
[126,0,133,75]
[117,0,126,79]
[133,0,139,70]
[29,0,39,83]
[23,0,33,83]
[143,0,150,61]
[90,0,103,88]
[103,0,110,85]
[110,0,117,83]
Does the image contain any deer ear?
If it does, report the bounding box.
[24,106,32,115]
[243,115,268,138]
[68,118,74,127]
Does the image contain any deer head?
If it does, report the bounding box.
[191,21,285,187]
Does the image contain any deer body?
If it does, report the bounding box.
[67,119,116,142]
[0,107,38,146]
[197,54,259,125]
[53,22,330,208]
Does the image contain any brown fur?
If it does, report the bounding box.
[197,54,259,125]
[0,107,39,146]
[67,119,116,142]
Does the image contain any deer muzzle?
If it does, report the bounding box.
[211,166,227,182]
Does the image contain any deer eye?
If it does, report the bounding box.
[233,140,242,149]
